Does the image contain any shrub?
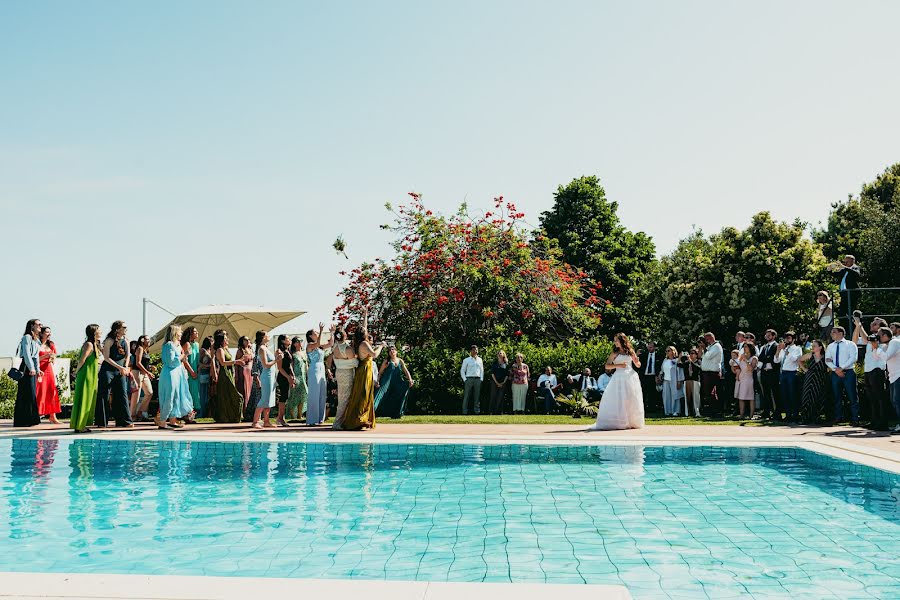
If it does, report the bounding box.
[401,338,613,414]
[0,372,16,419]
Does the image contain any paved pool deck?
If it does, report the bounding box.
[0,573,632,600]
[3,420,900,472]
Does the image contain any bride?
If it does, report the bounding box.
[587,333,645,430]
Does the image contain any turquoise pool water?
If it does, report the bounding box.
[1,439,898,599]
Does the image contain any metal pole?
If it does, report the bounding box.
[143,297,147,335]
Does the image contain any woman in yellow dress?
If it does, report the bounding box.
[341,326,386,430]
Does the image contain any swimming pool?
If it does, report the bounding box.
[1,439,898,599]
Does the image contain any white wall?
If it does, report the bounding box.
[1,357,71,400]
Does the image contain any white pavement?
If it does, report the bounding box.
[0,573,632,600]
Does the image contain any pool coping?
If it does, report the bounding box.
[5,428,900,474]
[0,572,633,600]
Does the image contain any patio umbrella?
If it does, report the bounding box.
[148,305,305,352]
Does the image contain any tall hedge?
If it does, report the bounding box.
[401,339,613,414]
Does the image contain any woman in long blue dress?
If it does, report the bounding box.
[158,325,195,429]
[180,327,201,416]
[375,346,414,419]
[305,322,334,426]
[252,330,278,429]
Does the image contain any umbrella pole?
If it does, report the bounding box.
[143,298,178,337]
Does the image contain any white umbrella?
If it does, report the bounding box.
[148,305,305,352]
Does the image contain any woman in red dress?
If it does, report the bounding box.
[36,326,61,424]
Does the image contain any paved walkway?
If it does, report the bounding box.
[0,573,631,600]
[3,420,900,471]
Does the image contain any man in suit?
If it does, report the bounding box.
[830,255,862,330]
[637,342,663,411]
[568,368,601,401]
[757,329,781,420]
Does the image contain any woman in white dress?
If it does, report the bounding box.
[588,333,645,430]
[330,326,359,430]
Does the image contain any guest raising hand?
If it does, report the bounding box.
[306,322,335,426]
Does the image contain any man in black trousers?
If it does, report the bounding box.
[830,255,862,330]
[637,342,663,412]
[758,329,781,420]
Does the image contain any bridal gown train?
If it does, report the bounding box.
[588,353,645,430]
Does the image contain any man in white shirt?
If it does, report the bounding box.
[824,326,860,425]
[872,323,900,433]
[596,370,612,395]
[853,316,888,430]
[775,332,802,422]
[568,368,600,401]
[460,345,484,415]
[536,366,561,414]
[701,332,724,416]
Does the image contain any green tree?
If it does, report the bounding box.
[813,163,900,316]
[539,176,656,335]
[641,212,829,346]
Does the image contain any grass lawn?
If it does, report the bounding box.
[188,414,754,426]
[366,413,756,426]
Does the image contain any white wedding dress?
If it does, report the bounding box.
[588,353,645,430]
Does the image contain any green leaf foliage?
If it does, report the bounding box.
[641,212,829,346]
[813,163,900,316]
[401,338,612,415]
[540,176,656,335]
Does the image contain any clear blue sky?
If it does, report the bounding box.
[2,1,899,351]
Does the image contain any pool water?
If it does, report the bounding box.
[1,439,898,599]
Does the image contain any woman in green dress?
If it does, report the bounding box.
[375,346,414,419]
[70,324,102,433]
[286,337,308,421]
[181,327,201,416]
[211,330,251,423]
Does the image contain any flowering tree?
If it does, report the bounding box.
[334,194,602,348]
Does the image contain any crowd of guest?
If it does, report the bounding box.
[628,318,900,431]
[452,300,899,431]
[9,255,897,432]
[10,310,414,432]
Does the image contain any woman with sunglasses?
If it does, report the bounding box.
[13,318,42,427]
[96,320,133,428]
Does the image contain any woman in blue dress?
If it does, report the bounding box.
[305,322,334,426]
[375,346,414,419]
[158,325,195,429]
[252,330,278,429]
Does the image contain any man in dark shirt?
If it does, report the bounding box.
[637,343,663,412]
[830,255,862,330]
[758,329,781,420]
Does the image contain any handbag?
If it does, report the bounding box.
[7,343,24,381]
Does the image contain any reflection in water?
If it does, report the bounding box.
[1,439,897,597]
[7,439,59,540]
